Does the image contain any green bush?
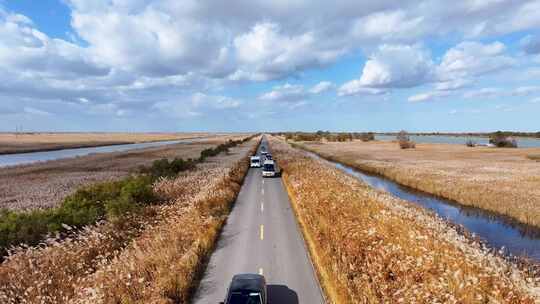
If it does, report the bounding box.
[0,176,158,254]
[141,158,197,179]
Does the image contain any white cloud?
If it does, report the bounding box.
[408,91,450,102]
[191,92,241,109]
[259,84,307,103]
[435,79,471,91]
[309,81,334,94]
[152,92,241,119]
[358,44,435,88]
[350,10,426,42]
[462,86,540,100]
[232,22,346,81]
[521,35,540,54]
[2,1,540,129]
[337,80,387,96]
[437,41,515,81]
[463,87,502,99]
[338,44,434,95]
[511,86,540,96]
[23,107,52,116]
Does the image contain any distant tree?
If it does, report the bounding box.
[358,132,375,142]
[397,130,416,149]
[489,132,517,148]
[465,139,476,147]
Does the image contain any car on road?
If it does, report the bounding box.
[250,156,261,168]
[220,273,267,304]
[262,160,278,178]
[264,154,272,160]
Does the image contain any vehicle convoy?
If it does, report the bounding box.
[262,159,278,177]
[250,156,261,168]
[220,274,267,304]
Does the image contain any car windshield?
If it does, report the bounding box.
[228,292,261,304]
[251,159,259,163]
[263,164,274,171]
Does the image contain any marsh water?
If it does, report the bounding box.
[0,139,200,168]
[305,151,540,262]
[376,134,540,148]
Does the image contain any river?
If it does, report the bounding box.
[305,151,540,262]
[0,139,200,168]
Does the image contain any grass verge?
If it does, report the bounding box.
[272,136,539,303]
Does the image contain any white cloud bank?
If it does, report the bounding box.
[1,1,540,126]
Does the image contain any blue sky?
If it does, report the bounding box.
[1,0,539,132]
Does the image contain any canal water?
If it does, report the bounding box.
[305,151,540,262]
[0,139,201,168]
[376,134,540,148]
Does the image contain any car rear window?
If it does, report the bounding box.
[228,292,261,304]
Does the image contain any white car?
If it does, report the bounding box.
[262,160,277,177]
[250,156,261,168]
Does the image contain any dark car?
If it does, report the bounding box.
[220,274,267,304]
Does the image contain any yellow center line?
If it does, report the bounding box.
[260,224,264,240]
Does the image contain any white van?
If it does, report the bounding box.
[262,160,277,177]
[250,156,261,168]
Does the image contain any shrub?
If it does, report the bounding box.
[295,133,321,141]
[465,139,476,147]
[527,154,540,161]
[336,133,353,142]
[357,132,375,142]
[140,158,197,179]
[397,130,416,149]
[489,132,518,148]
[0,175,159,254]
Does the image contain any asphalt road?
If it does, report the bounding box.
[193,138,325,304]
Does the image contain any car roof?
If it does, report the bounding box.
[230,274,265,292]
[250,156,260,159]
[263,160,275,165]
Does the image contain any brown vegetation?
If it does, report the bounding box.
[397,130,416,149]
[0,137,259,303]
[270,137,539,303]
[528,154,540,161]
[0,136,244,210]
[297,140,540,228]
[0,132,226,154]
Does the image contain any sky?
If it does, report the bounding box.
[0,0,540,132]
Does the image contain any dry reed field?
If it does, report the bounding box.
[270,137,540,303]
[0,135,245,210]
[0,132,218,154]
[298,140,540,228]
[0,137,259,303]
